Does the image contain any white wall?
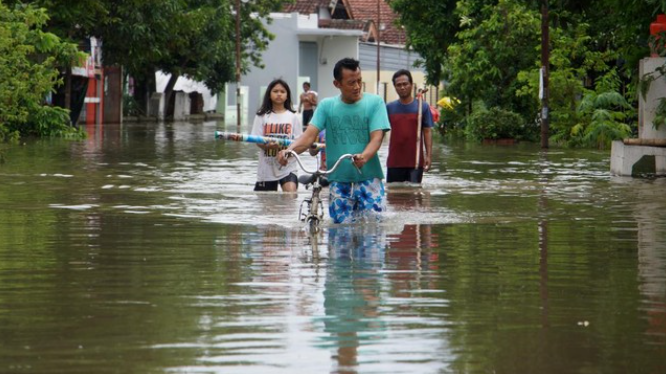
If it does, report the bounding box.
[242,15,300,127]
[240,14,362,126]
[316,37,359,100]
[639,57,666,139]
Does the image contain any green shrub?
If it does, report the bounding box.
[550,70,634,149]
[654,98,666,130]
[0,2,84,141]
[465,107,528,141]
[123,93,142,116]
[31,105,85,138]
[567,91,632,149]
[437,106,466,137]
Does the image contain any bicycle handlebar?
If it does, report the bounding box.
[286,150,361,176]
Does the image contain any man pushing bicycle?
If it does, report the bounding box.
[277,58,391,224]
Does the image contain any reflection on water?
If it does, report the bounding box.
[0,122,664,373]
[320,226,448,374]
[631,179,666,347]
[166,224,449,374]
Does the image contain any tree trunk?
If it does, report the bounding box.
[132,76,148,116]
[132,72,156,116]
[540,0,550,149]
[64,67,72,110]
[163,73,179,118]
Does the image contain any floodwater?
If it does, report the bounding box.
[0,120,664,374]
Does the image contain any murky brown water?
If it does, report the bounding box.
[0,121,664,373]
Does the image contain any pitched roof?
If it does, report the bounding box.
[281,0,406,45]
[320,19,370,32]
[345,0,404,45]
[281,0,328,15]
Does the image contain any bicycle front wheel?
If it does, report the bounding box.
[310,194,320,217]
[307,217,320,233]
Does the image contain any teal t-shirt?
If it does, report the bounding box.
[310,93,390,182]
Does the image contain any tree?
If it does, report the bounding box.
[388,0,458,84]
[4,0,110,111]
[6,0,288,118]
[390,0,666,146]
[0,2,84,141]
[447,1,541,116]
[98,0,286,115]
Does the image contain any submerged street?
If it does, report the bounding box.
[0,121,664,373]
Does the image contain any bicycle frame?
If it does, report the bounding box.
[286,151,360,232]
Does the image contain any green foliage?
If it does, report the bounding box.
[465,106,530,141]
[516,21,626,147]
[28,105,85,138]
[0,2,83,141]
[389,0,666,148]
[437,106,466,137]
[123,93,142,117]
[3,0,110,41]
[99,0,284,94]
[653,98,666,130]
[569,91,632,149]
[445,0,541,120]
[388,0,459,85]
[638,60,666,102]
[550,71,634,149]
[582,0,663,71]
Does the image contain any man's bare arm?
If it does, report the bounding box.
[423,127,433,172]
[353,130,384,169]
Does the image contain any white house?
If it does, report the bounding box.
[223,0,442,128]
[222,12,364,126]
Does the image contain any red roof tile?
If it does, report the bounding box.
[281,0,328,15]
[345,0,404,45]
[281,0,406,45]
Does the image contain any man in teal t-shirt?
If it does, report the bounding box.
[277,57,391,224]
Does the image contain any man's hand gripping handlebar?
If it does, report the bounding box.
[278,150,362,176]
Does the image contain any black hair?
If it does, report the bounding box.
[333,58,361,81]
[256,78,295,115]
[392,69,413,85]
[303,82,310,87]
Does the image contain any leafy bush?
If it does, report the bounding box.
[654,98,666,130]
[0,126,20,143]
[31,106,85,138]
[566,91,632,149]
[444,0,540,117]
[437,106,466,137]
[123,93,142,117]
[0,2,84,141]
[549,70,634,148]
[465,107,529,141]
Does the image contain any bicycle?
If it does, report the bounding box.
[285,150,360,233]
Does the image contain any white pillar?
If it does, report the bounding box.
[639,57,666,139]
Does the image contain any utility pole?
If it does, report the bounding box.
[540,0,550,149]
[235,0,242,128]
[376,0,381,96]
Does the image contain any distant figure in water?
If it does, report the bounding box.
[298,82,318,131]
